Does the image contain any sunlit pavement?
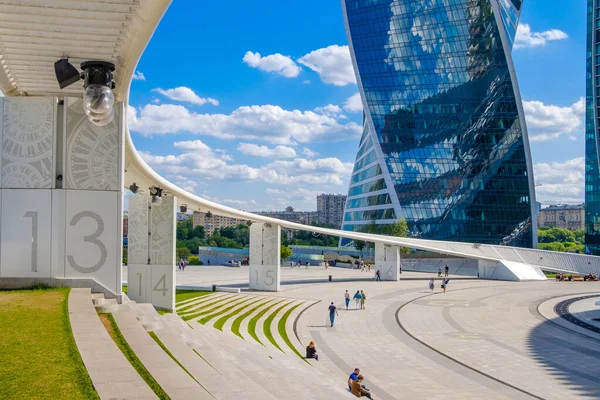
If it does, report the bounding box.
[173,265,600,400]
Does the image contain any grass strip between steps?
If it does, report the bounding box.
[263,301,294,352]
[277,302,310,364]
[175,290,213,304]
[198,296,256,325]
[176,293,232,314]
[148,332,215,399]
[230,298,274,339]
[179,294,239,319]
[99,313,170,400]
[192,349,221,375]
[213,297,266,331]
[248,299,286,345]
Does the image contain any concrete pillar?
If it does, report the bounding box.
[127,194,176,311]
[0,97,124,299]
[249,222,280,291]
[375,243,400,281]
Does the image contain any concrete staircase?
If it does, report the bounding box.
[71,289,354,399]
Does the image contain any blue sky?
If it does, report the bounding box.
[128,0,586,210]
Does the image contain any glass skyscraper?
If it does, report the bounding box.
[586,0,600,255]
[340,0,537,248]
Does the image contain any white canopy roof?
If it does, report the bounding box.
[1,0,599,278]
[0,0,170,100]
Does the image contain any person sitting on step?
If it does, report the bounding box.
[306,341,319,361]
[351,375,373,399]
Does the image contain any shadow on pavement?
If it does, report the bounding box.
[527,315,600,398]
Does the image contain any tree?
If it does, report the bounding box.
[176,247,192,260]
[354,240,366,256]
[192,225,205,239]
[280,245,292,260]
[188,255,202,265]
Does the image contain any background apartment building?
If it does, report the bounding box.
[317,194,346,228]
[192,211,243,236]
[539,204,585,230]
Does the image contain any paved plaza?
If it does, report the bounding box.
[172,265,600,400]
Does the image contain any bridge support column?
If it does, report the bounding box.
[127,195,176,311]
[375,243,400,281]
[0,97,125,299]
[249,222,280,291]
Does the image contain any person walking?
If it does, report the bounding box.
[444,264,449,277]
[367,263,371,272]
[360,290,366,310]
[442,277,450,293]
[353,290,362,310]
[344,290,350,310]
[182,259,187,271]
[428,277,435,292]
[328,302,338,327]
[375,269,381,281]
[437,265,442,277]
[305,261,309,270]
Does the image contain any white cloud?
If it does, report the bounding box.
[140,140,351,187]
[344,92,363,113]
[534,158,584,205]
[243,51,302,78]
[523,97,584,142]
[128,103,361,144]
[153,86,219,106]
[132,71,146,81]
[237,143,297,158]
[264,187,323,211]
[514,23,568,50]
[314,104,345,118]
[302,147,319,158]
[298,45,356,86]
[303,80,311,84]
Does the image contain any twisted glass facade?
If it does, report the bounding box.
[585,0,600,255]
[341,0,536,247]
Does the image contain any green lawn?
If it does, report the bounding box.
[0,288,98,399]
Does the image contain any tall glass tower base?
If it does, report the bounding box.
[585,0,600,255]
[340,0,537,248]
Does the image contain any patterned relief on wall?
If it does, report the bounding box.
[1,97,54,188]
[374,243,386,263]
[65,98,120,191]
[262,224,280,265]
[149,195,176,265]
[128,196,149,265]
[249,223,263,264]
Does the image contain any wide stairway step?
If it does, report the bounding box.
[68,288,156,400]
[164,313,353,399]
[112,309,212,399]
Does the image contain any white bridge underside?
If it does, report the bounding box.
[0,0,597,285]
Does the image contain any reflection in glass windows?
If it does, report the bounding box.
[585,0,600,255]
[341,0,535,247]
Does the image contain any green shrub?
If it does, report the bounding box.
[188,255,203,265]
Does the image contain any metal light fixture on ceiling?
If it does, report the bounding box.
[180,204,188,213]
[149,186,163,204]
[81,61,115,127]
[129,182,139,194]
[206,211,213,219]
[53,58,116,127]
